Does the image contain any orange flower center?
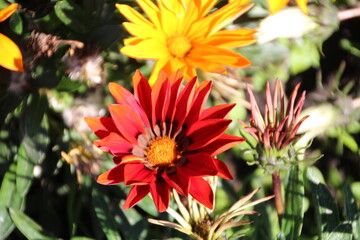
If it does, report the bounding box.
[167,35,192,58]
[145,136,182,168]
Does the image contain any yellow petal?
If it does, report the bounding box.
[189,1,253,38]
[157,1,180,36]
[201,29,257,48]
[135,0,161,29]
[149,57,171,85]
[157,0,183,15]
[116,4,153,27]
[195,0,218,17]
[120,38,169,59]
[0,33,23,72]
[123,22,164,39]
[267,0,290,14]
[295,0,308,15]
[0,3,18,22]
[124,37,143,45]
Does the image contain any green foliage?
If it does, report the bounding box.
[306,167,354,240]
[9,208,58,240]
[0,163,23,240]
[0,0,359,239]
[92,188,122,240]
[281,166,305,240]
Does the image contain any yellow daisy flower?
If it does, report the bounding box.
[116,0,256,85]
[0,3,24,72]
[266,0,308,15]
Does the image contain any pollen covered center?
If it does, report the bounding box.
[167,35,192,58]
[146,136,182,168]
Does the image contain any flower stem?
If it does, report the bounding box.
[272,171,284,226]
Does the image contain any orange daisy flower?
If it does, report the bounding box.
[0,3,23,72]
[116,0,256,85]
[85,70,244,212]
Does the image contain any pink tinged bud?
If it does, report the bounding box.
[247,85,266,132]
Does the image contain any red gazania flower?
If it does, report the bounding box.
[85,70,244,212]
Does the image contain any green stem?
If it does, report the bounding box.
[272,171,284,227]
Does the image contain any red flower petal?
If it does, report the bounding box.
[184,81,212,124]
[97,164,125,185]
[133,70,152,119]
[197,134,244,156]
[94,132,133,156]
[85,117,119,139]
[109,82,150,128]
[166,71,183,122]
[150,179,170,212]
[177,153,218,177]
[187,119,232,150]
[124,163,156,185]
[213,158,233,180]
[189,177,214,209]
[200,103,235,120]
[151,75,170,126]
[123,185,150,209]
[173,77,197,130]
[162,170,190,196]
[109,104,145,145]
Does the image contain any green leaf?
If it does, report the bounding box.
[16,95,49,196]
[343,184,360,240]
[9,11,23,35]
[327,222,353,240]
[55,76,83,92]
[353,215,360,240]
[344,184,358,221]
[276,232,286,240]
[23,92,47,137]
[0,162,25,239]
[290,38,320,75]
[239,127,257,149]
[306,167,339,240]
[71,237,96,240]
[54,0,87,33]
[9,208,57,240]
[22,115,49,164]
[282,166,304,240]
[0,139,10,167]
[15,144,34,196]
[0,162,24,208]
[340,39,360,58]
[92,189,122,240]
[0,208,14,240]
[339,130,358,153]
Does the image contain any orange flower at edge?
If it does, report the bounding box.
[266,0,308,15]
[85,70,244,212]
[0,3,24,72]
[117,0,257,85]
